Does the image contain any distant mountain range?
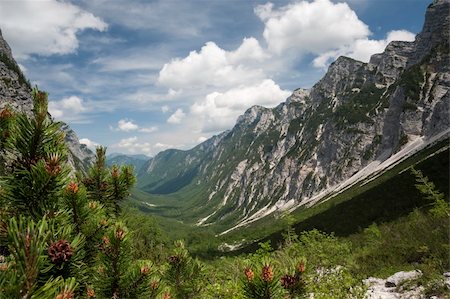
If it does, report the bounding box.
[106,153,150,173]
[137,0,449,234]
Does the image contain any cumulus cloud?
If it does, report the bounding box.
[158,39,266,89]
[79,138,99,150]
[255,0,370,55]
[117,119,139,131]
[191,79,290,133]
[313,29,416,67]
[167,109,186,124]
[116,136,153,155]
[0,0,107,58]
[255,0,415,68]
[114,119,158,133]
[49,96,87,122]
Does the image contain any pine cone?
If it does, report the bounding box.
[244,267,254,281]
[66,182,78,194]
[48,240,73,265]
[55,291,74,299]
[140,265,150,275]
[168,255,180,265]
[0,107,13,119]
[297,261,305,273]
[111,167,119,178]
[164,292,171,299]
[87,288,96,298]
[45,154,61,176]
[280,274,298,289]
[115,227,125,240]
[262,265,274,282]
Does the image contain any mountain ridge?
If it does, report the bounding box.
[138,0,449,234]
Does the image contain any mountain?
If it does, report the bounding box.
[138,0,450,234]
[0,29,95,173]
[106,153,150,173]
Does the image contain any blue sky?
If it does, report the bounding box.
[0,0,429,156]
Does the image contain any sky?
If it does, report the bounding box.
[0,0,430,156]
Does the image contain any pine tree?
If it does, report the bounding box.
[0,88,153,298]
[164,240,205,299]
[411,167,450,217]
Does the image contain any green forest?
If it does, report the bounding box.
[0,90,448,298]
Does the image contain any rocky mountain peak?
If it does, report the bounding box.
[0,29,14,62]
[236,105,269,127]
[410,0,449,65]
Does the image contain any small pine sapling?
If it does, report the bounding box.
[164,240,206,299]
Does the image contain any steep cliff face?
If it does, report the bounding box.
[139,0,450,232]
[0,29,94,173]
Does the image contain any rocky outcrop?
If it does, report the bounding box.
[0,29,94,173]
[139,0,450,232]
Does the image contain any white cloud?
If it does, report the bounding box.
[313,29,416,67]
[117,119,139,131]
[79,138,99,150]
[161,105,170,113]
[49,96,87,121]
[139,126,158,133]
[167,108,186,124]
[191,79,290,133]
[158,40,266,89]
[116,136,153,155]
[114,119,158,133]
[255,0,370,55]
[0,0,107,58]
[197,136,208,143]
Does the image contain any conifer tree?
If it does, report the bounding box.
[164,240,205,299]
[0,88,153,298]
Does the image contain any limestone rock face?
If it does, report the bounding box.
[139,0,450,232]
[0,30,94,173]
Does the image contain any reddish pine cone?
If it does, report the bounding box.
[115,227,125,240]
[168,255,180,265]
[164,292,171,299]
[280,274,298,289]
[87,288,96,298]
[48,240,73,265]
[55,291,74,299]
[0,107,13,119]
[151,280,159,290]
[66,182,79,194]
[45,155,61,176]
[262,265,274,282]
[297,261,305,273]
[244,267,254,281]
[111,167,119,178]
[140,265,150,275]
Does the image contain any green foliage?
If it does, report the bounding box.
[0,88,157,298]
[411,167,449,218]
[1,90,69,218]
[0,52,31,88]
[84,147,136,217]
[95,222,156,298]
[334,84,384,126]
[164,240,206,298]
[241,261,282,299]
[400,64,424,103]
